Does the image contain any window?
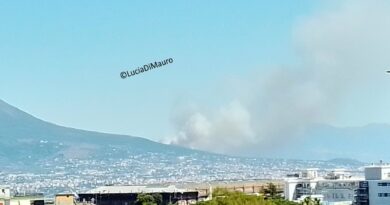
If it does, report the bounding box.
[378,182,390,186]
[378,193,390,197]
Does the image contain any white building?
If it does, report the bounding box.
[355,164,390,205]
[0,186,11,205]
[0,187,11,199]
[0,187,43,205]
[285,169,362,205]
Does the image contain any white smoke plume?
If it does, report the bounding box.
[170,0,390,156]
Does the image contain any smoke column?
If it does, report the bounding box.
[170,0,390,156]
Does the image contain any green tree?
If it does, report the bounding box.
[300,197,321,205]
[136,193,157,205]
[198,188,299,205]
[262,183,281,199]
[301,197,312,205]
[152,193,163,205]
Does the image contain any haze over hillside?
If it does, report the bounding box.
[0,99,386,164]
[0,99,202,165]
[0,99,368,195]
[263,123,389,162]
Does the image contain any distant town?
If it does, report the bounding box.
[0,152,363,196]
[2,160,390,205]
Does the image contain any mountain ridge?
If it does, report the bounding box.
[0,99,206,165]
[1,98,388,164]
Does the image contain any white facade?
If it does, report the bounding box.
[364,165,390,180]
[0,187,11,199]
[355,164,390,205]
[0,186,43,205]
[366,180,390,205]
[285,169,362,205]
[0,187,11,205]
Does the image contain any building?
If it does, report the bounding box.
[55,193,76,205]
[285,168,362,205]
[77,185,199,205]
[0,187,43,205]
[0,186,11,205]
[10,194,44,205]
[355,164,390,205]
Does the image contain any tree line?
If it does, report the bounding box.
[135,183,321,205]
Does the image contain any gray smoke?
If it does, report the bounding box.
[169,0,390,156]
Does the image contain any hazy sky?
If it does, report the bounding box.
[1,0,390,155]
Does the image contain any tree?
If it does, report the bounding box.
[301,196,312,205]
[152,193,163,205]
[300,197,321,205]
[136,193,157,205]
[263,183,280,199]
[197,188,299,205]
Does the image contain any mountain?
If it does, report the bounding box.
[0,99,200,165]
[271,123,390,162]
[0,99,370,195]
[0,99,385,166]
[327,158,364,166]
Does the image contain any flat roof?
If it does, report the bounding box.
[303,168,319,171]
[365,165,390,169]
[55,193,75,196]
[12,195,44,200]
[83,185,196,194]
[285,177,364,183]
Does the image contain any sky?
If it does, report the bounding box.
[1,0,390,156]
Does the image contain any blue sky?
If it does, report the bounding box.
[0,1,318,138]
[1,0,390,155]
